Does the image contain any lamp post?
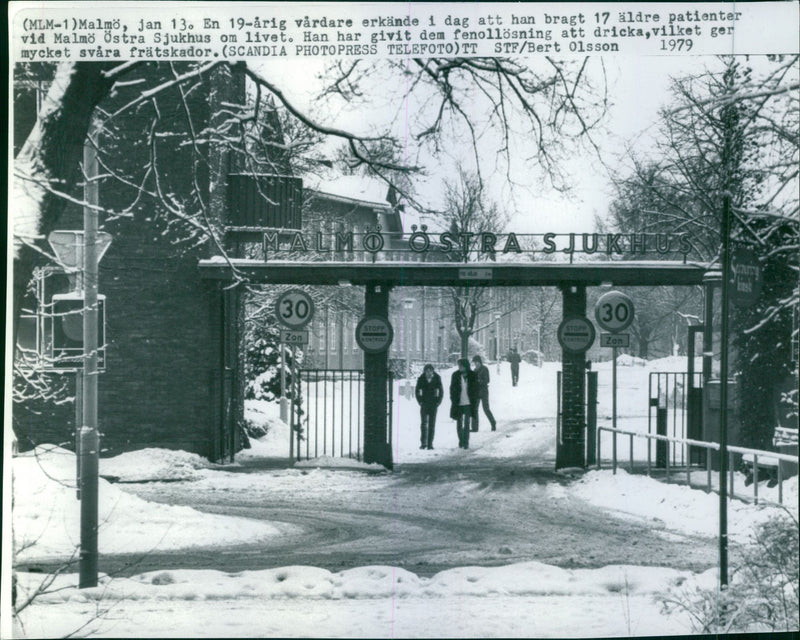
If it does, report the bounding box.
[80,125,99,588]
[403,298,414,398]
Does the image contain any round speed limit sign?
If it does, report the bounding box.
[275,289,315,329]
[594,291,634,333]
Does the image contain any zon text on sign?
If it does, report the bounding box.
[600,333,630,348]
[281,330,309,346]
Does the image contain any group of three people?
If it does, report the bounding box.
[414,355,497,451]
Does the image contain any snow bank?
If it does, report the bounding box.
[13,560,701,637]
[241,399,290,459]
[99,448,215,482]
[12,446,283,561]
[16,561,689,605]
[295,456,388,473]
[561,469,798,541]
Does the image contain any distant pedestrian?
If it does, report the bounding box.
[508,347,521,387]
[415,364,443,450]
[449,358,479,449]
[471,355,497,431]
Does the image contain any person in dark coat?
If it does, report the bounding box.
[508,347,522,387]
[450,358,479,449]
[415,364,443,450]
[471,355,497,431]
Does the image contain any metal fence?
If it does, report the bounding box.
[292,369,393,462]
[597,425,798,505]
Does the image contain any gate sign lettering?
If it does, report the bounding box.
[600,333,630,348]
[355,316,394,354]
[275,289,314,329]
[594,291,635,333]
[730,247,762,308]
[557,316,596,354]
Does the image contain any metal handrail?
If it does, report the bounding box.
[596,425,798,505]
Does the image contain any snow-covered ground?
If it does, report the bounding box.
[7,358,798,638]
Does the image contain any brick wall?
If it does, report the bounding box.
[16,64,243,458]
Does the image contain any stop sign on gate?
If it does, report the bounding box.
[557,316,596,354]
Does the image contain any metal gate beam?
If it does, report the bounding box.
[198,260,708,287]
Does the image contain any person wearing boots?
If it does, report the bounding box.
[508,347,522,387]
[449,358,479,449]
[471,355,497,431]
[415,364,443,450]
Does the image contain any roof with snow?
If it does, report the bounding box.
[305,175,392,208]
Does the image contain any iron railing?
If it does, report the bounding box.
[597,425,798,505]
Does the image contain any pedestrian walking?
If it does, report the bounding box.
[508,347,521,387]
[449,358,479,449]
[415,364,443,450]
[471,355,497,431]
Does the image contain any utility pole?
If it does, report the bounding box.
[80,127,99,588]
[718,194,732,589]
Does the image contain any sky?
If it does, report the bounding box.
[253,55,711,233]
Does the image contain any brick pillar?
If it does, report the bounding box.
[363,284,393,469]
[557,285,587,469]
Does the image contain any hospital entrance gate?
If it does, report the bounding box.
[201,259,712,470]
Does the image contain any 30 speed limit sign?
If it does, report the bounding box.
[275,289,315,329]
[594,291,635,333]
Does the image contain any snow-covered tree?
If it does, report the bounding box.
[12,57,608,346]
[609,56,799,446]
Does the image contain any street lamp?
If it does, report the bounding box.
[403,298,415,398]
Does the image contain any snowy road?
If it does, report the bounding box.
[12,360,796,638]
[52,416,718,579]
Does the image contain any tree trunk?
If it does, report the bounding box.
[638,336,649,359]
[460,331,469,359]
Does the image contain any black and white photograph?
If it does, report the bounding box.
[4,2,799,637]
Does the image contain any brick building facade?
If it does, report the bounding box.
[15,64,244,459]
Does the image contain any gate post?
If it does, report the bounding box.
[557,285,588,469]
[656,407,668,468]
[687,325,705,465]
[363,284,393,469]
[586,370,598,466]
